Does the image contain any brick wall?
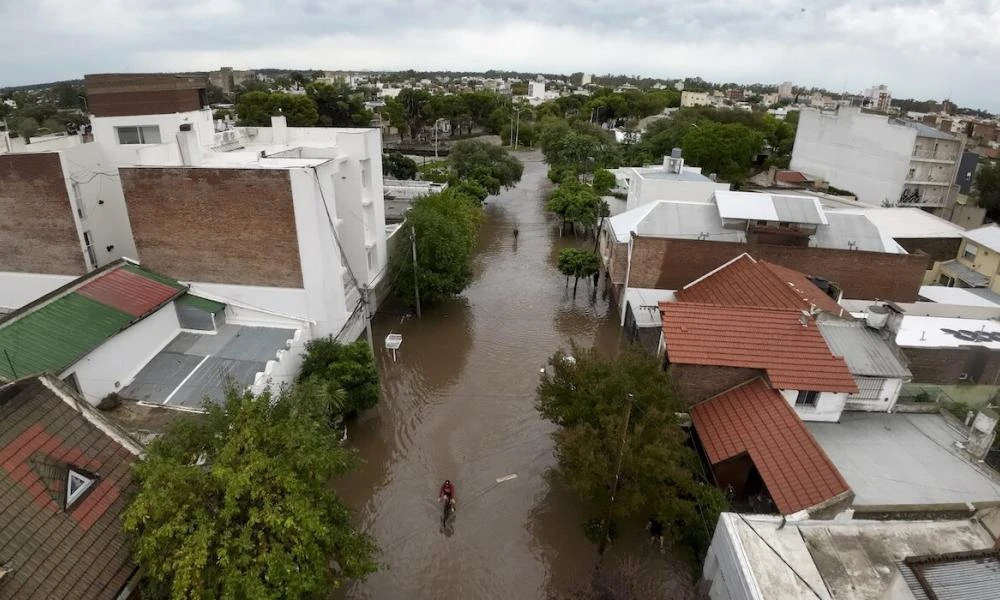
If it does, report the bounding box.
[896,237,961,263]
[668,364,765,404]
[85,73,206,117]
[0,153,86,275]
[904,347,1000,385]
[121,168,304,287]
[626,236,928,302]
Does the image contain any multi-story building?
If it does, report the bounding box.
[680,91,709,107]
[864,83,892,112]
[616,149,730,211]
[777,81,794,99]
[791,107,964,214]
[938,224,1000,293]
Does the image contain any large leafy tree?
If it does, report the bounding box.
[307,81,373,127]
[123,383,377,599]
[397,88,432,141]
[975,160,1000,219]
[538,117,621,174]
[448,139,524,195]
[557,248,600,297]
[680,121,764,185]
[537,344,727,557]
[389,187,483,306]
[547,182,607,235]
[235,91,319,126]
[299,338,380,417]
[383,151,418,180]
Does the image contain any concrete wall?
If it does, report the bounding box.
[702,516,759,600]
[845,377,904,412]
[955,237,1000,290]
[779,389,848,422]
[896,237,961,264]
[791,108,915,205]
[626,173,729,210]
[58,144,138,266]
[624,236,928,302]
[250,327,305,396]
[0,273,75,311]
[121,167,304,287]
[63,302,181,405]
[0,152,87,275]
[668,364,765,404]
[92,109,214,166]
[681,91,710,108]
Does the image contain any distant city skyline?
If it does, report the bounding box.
[1,0,998,112]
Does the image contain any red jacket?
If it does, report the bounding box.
[440,482,455,499]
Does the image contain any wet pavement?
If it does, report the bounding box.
[336,151,693,599]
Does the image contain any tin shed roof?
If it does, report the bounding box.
[0,261,187,381]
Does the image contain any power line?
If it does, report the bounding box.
[736,514,827,599]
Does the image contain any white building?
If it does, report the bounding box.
[680,90,709,107]
[528,81,546,99]
[865,83,892,112]
[580,73,593,86]
[702,512,999,600]
[618,150,730,210]
[791,107,964,213]
[777,81,794,99]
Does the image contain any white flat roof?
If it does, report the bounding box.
[896,314,1000,349]
[623,288,675,327]
[919,285,1000,308]
[964,224,1000,252]
[828,207,965,239]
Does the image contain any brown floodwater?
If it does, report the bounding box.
[335,151,692,599]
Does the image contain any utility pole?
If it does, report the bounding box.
[360,285,374,349]
[410,226,422,319]
[597,393,633,557]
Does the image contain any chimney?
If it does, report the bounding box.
[175,126,201,167]
[271,115,288,145]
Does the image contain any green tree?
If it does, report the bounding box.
[123,383,377,599]
[557,248,601,297]
[680,121,764,185]
[975,161,1000,219]
[383,98,409,142]
[383,151,418,180]
[510,81,528,95]
[448,139,524,195]
[592,169,616,195]
[307,81,373,127]
[547,182,606,235]
[537,344,727,557]
[235,91,319,126]
[10,116,39,143]
[389,188,483,306]
[538,117,621,174]
[397,88,432,141]
[299,338,380,417]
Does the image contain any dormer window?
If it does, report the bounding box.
[66,468,96,509]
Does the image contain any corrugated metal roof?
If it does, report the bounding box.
[0,294,133,380]
[963,224,1000,252]
[817,319,912,378]
[814,213,894,252]
[908,121,957,141]
[940,259,991,287]
[899,550,1000,600]
[77,267,182,317]
[121,263,185,289]
[772,194,827,225]
[715,191,828,225]
[176,294,226,313]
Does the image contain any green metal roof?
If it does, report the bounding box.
[0,294,133,380]
[176,294,226,313]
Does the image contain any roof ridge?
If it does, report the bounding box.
[0,260,129,329]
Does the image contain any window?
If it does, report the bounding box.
[65,468,96,509]
[71,182,85,218]
[367,247,376,272]
[907,168,916,179]
[795,391,819,406]
[778,222,791,229]
[115,125,161,145]
[83,231,97,268]
[963,242,978,261]
[756,220,768,226]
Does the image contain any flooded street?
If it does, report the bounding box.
[336,151,673,598]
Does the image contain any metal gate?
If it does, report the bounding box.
[846,376,885,410]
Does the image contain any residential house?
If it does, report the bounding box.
[702,512,999,600]
[0,259,302,411]
[938,224,1000,292]
[0,375,144,599]
[617,148,730,211]
[691,378,853,516]
[816,316,911,412]
[791,107,965,214]
[680,91,709,107]
[600,191,929,309]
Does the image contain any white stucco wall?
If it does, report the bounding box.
[791,108,916,206]
[0,272,76,311]
[780,389,848,422]
[845,377,904,412]
[58,144,138,268]
[250,327,305,396]
[184,282,309,325]
[91,108,214,166]
[62,302,181,405]
[702,516,760,600]
[627,172,730,210]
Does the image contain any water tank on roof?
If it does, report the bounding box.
[671,147,682,159]
[866,305,889,329]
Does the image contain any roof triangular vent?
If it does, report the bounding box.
[66,468,96,509]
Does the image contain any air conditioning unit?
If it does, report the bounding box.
[959,372,970,381]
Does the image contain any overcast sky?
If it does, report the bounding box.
[2,0,998,111]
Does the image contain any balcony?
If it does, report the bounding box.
[910,150,956,164]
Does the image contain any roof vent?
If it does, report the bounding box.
[865,305,889,329]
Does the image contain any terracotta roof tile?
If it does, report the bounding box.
[675,254,848,317]
[691,378,851,514]
[660,302,857,392]
[775,170,810,184]
[76,265,182,317]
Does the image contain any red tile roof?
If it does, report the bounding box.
[675,254,847,317]
[76,264,183,317]
[691,378,851,514]
[660,301,857,392]
[0,377,140,599]
[775,170,810,184]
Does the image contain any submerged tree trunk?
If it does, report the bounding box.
[573,275,579,297]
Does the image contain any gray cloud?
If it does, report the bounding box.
[1,0,998,110]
